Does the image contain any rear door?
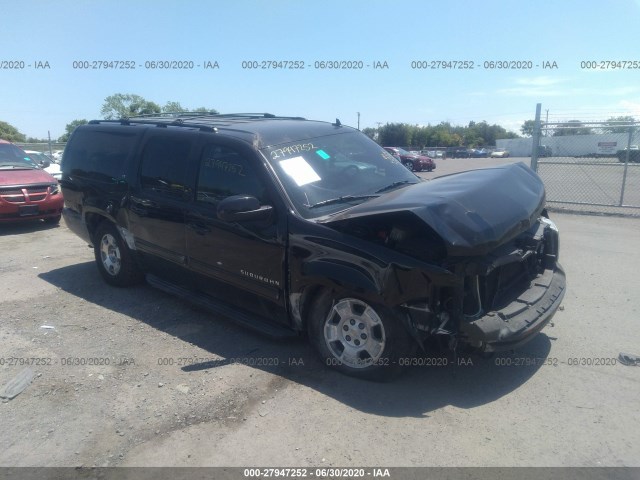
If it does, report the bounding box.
[127,129,198,281]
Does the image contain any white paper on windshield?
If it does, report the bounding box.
[279,156,321,186]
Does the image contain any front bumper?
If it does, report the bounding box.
[0,194,63,222]
[459,264,566,351]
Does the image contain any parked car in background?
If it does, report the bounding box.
[470,149,489,158]
[51,150,64,162]
[383,147,435,172]
[445,147,471,158]
[538,145,553,157]
[490,149,510,158]
[0,140,63,223]
[616,145,640,163]
[24,150,62,180]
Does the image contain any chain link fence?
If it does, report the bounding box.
[528,107,640,216]
[14,142,66,156]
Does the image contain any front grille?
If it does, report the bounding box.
[463,223,554,316]
[0,191,25,203]
[0,184,51,203]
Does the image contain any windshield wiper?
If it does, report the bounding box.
[307,194,379,209]
[375,180,415,193]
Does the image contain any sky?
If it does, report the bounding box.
[2,0,640,140]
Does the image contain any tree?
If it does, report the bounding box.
[378,123,413,146]
[58,119,88,143]
[521,120,536,137]
[101,94,161,119]
[0,121,26,142]
[192,107,219,114]
[553,120,592,136]
[162,101,185,113]
[361,127,377,141]
[603,116,636,134]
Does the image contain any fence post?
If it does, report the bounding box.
[619,126,633,206]
[530,103,542,172]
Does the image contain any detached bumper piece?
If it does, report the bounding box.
[460,264,565,351]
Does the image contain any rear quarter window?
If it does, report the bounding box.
[63,128,138,182]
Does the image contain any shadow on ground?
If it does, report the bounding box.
[0,220,60,236]
[40,262,553,419]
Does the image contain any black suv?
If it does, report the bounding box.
[61,113,565,379]
[445,147,471,158]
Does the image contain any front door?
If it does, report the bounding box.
[185,142,288,324]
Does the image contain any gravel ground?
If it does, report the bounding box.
[0,194,639,468]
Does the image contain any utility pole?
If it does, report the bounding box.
[545,109,549,136]
[357,112,360,130]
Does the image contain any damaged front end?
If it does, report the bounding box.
[435,214,565,352]
[326,163,566,354]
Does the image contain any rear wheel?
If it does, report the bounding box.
[94,222,143,287]
[403,161,415,171]
[308,291,415,380]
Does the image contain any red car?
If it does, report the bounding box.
[383,147,435,172]
[0,140,64,224]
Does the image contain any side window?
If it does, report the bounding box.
[63,129,134,182]
[140,136,191,198]
[196,145,266,205]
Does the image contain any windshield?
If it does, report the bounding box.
[263,131,420,218]
[396,147,412,155]
[0,144,39,169]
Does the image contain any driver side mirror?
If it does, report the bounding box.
[41,159,51,168]
[217,195,273,222]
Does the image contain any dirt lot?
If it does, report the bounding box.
[1,189,639,468]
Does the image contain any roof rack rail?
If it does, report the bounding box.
[127,112,306,120]
[86,113,308,134]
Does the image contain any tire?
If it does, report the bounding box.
[308,291,416,380]
[403,161,415,171]
[93,222,143,287]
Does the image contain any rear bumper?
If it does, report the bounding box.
[459,264,566,352]
[62,207,92,244]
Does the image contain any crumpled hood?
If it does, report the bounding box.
[327,162,546,256]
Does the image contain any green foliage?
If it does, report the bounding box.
[100,94,161,119]
[192,107,219,114]
[603,116,636,134]
[58,119,88,143]
[361,127,377,140]
[101,94,219,119]
[552,120,592,136]
[521,120,536,137]
[0,121,26,142]
[373,120,519,148]
[162,101,185,113]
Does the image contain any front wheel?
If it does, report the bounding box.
[308,292,416,380]
[403,161,415,171]
[93,222,143,287]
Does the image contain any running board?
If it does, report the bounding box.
[146,274,297,339]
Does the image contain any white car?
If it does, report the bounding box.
[24,150,62,180]
[490,149,510,158]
